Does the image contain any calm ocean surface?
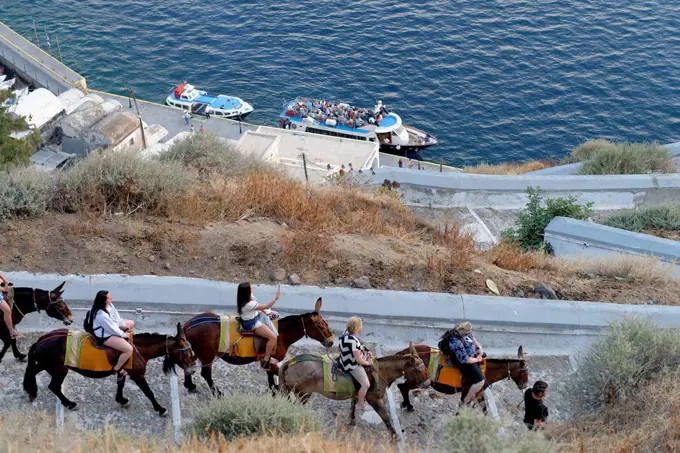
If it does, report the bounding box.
[3,1,680,166]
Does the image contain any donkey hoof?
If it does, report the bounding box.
[16,354,27,362]
[118,399,130,408]
[185,385,198,393]
[66,402,78,411]
[158,408,168,417]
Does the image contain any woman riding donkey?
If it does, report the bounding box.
[236,282,281,370]
[441,321,486,407]
[337,316,374,412]
[84,290,136,380]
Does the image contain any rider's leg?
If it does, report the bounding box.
[104,336,134,373]
[0,300,14,337]
[350,365,371,410]
[254,324,277,365]
[462,362,485,404]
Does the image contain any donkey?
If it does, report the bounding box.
[279,342,430,435]
[396,345,529,412]
[0,282,73,363]
[183,297,335,395]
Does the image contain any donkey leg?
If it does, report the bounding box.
[184,369,197,392]
[267,371,278,393]
[0,341,10,364]
[115,376,129,407]
[349,398,358,426]
[11,338,26,362]
[368,397,396,436]
[131,375,167,416]
[48,372,77,410]
[397,380,415,411]
[200,364,222,397]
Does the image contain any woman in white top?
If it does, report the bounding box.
[236,282,281,369]
[85,290,135,379]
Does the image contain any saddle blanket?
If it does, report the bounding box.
[218,315,279,358]
[321,354,378,397]
[429,349,486,388]
[64,330,134,372]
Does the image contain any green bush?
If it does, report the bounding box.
[503,187,593,251]
[161,132,271,180]
[569,140,673,175]
[0,167,53,217]
[567,316,680,415]
[600,204,680,233]
[440,408,555,453]
[190,393,321,441]
[52,151,196,214]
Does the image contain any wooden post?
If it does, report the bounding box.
[56,36,64,64]
[129,88,147,149]
[440,158,443,173]
[483,387,505,437]
[169,372,182,445]
[302,153,309,182]
[375,345,406,451]
[55,380,66,431]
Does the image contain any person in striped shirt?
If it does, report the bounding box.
[337,316,374,411]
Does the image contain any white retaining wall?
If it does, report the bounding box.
[371,168,680,210]
[9,272,680,356]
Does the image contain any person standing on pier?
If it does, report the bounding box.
[190,124,195,133]
[200,125,204,133]
[184,111,191,125]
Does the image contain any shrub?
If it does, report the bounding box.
[567,139,619,163]
[503,187,593,251]
[0,166,53,217]
[190,393,321,441]
[463,160,555,175]
[487,240,555,271]
[573,140,673,175]
[567,316,680,415]
[440,408,555,453]
[52,151,196,214]
[599,203,680,233]
[161,132,271,179]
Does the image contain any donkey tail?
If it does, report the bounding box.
[23,343,40,400]
[278,360,291,393]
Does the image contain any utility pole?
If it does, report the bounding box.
[32,20,40,46]
[56,36,64,64]
[302,153,309,182]
[129,87,147,149]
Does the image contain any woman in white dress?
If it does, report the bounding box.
[236,282,280,369]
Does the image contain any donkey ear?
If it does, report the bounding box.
[518,345,524,359]
[409,341,416,354]
[53,281,66,293]
[176,322,184,338]
[314,297,322,313]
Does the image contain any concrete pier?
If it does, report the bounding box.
[0,22,86,94]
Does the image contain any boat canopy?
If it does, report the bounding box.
[374,113,402,133]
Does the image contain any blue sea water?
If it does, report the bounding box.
[2,1,680,166]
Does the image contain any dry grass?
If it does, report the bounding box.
[174,170,429,238]
[0,411,405,453]
[566,255,676,284]
[486,240,556,272]
[462,160,555,175]
[559,372,680,453]
[281,228,332,269]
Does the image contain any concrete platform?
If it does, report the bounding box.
[0,21,85,94]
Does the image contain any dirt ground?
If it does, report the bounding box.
[0,332,570,447]
[1,212,677,305]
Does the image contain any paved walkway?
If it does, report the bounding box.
[95,90,258,142]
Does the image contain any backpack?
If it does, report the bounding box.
[438,330,457,357]
[83,310,95,335]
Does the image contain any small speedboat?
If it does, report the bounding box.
[165,82,253,119]
[0,78,16,90]
[1,87,29,110]
[279,98,438,154]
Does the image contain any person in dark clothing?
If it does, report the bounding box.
[441,321,485,406]
[524,380,549,430]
